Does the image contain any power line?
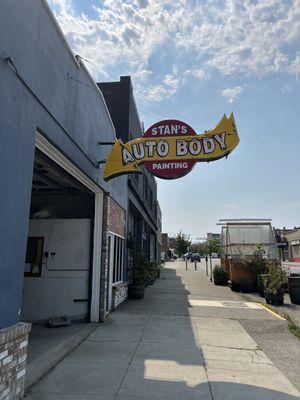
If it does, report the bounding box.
[76,54,202,130]
[143,95,202,130]
[78,56,172,123]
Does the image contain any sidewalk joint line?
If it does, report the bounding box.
[112,313,151,400]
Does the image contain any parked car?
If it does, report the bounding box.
[186,252,193,260]
[191,253,201,262]
[211,252,219,258]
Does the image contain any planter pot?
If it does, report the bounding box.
[213,275,227,286]
[147,277,155,285]
[128,284,145,299]
[264,291,284,306]
[240,281,256,293]
[257,274,269,298]
[230,281,240,292]
[288,277,300,305]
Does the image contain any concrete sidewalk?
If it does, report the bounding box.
[25,323,98,391]
[25,261,300,400]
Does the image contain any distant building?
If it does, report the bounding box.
[207,233,221,243]
[162,233,170,260]
[284,227,300,262]
[273,228,289,261]
[169,237,176,250]
[157,203,162,263]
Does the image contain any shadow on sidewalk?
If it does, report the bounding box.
[26,265,300,400]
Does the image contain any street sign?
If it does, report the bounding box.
[103,113,239,181]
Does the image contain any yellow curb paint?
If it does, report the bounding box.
[257,303,286,320]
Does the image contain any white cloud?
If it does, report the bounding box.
[48,0,300,101]
[48,0,71,14]
[147,85,169,101]
[163,74,180,91]
[184,69,208,81]
[289,55,300,76]
[221,86,244,103]
[134,68,153,81]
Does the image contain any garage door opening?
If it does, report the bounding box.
[21,148,95,323]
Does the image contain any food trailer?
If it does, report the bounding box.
[219,219,279,290]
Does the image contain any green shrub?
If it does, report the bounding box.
[213,265,227,278]
[127,235,148,286]
[262,262,287,295]
[240,245,268,275]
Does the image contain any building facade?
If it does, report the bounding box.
[0,1,127,397]
[157,203,162,264]
[284,228,300,262]
[207,233,221,243]
[98,77,160,274]
[161,233,170,260]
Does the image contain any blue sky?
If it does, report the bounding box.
[49,0,300,239]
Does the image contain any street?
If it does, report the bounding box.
[25,260,300,400]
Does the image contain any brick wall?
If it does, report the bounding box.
[107,196,125,238]
[0,322,31,400]
[112,282,128,310]
[99,195,126,320]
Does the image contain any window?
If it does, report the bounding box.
[24,237,44,277]
[112,235,125,284]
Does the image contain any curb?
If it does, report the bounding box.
[257,303,286,320]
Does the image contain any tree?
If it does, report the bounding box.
[207,239,220,255]
[174,230,192,257]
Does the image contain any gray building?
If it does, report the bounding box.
[157,202,162,263]
[207,233,221,243]
[98,77,160,270]
[284,228,300,262]
[0,1,127,397]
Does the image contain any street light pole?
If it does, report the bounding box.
[209,244,213,282]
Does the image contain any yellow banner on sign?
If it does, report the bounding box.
[104,113,239,181]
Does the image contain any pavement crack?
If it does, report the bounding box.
[201,343,260,351]
[194,320,214,400]
[112,313,151,400]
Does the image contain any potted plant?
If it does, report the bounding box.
[263,262,287,306]
[251,247,268,295]
[150,262,158,283]
[157,264,161,278]
[213,266,228,285]
[127,236,148,299]
[288,275,300,304]
[257,273,270,297]
[240,279,256,293]
[239,246,268,296]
